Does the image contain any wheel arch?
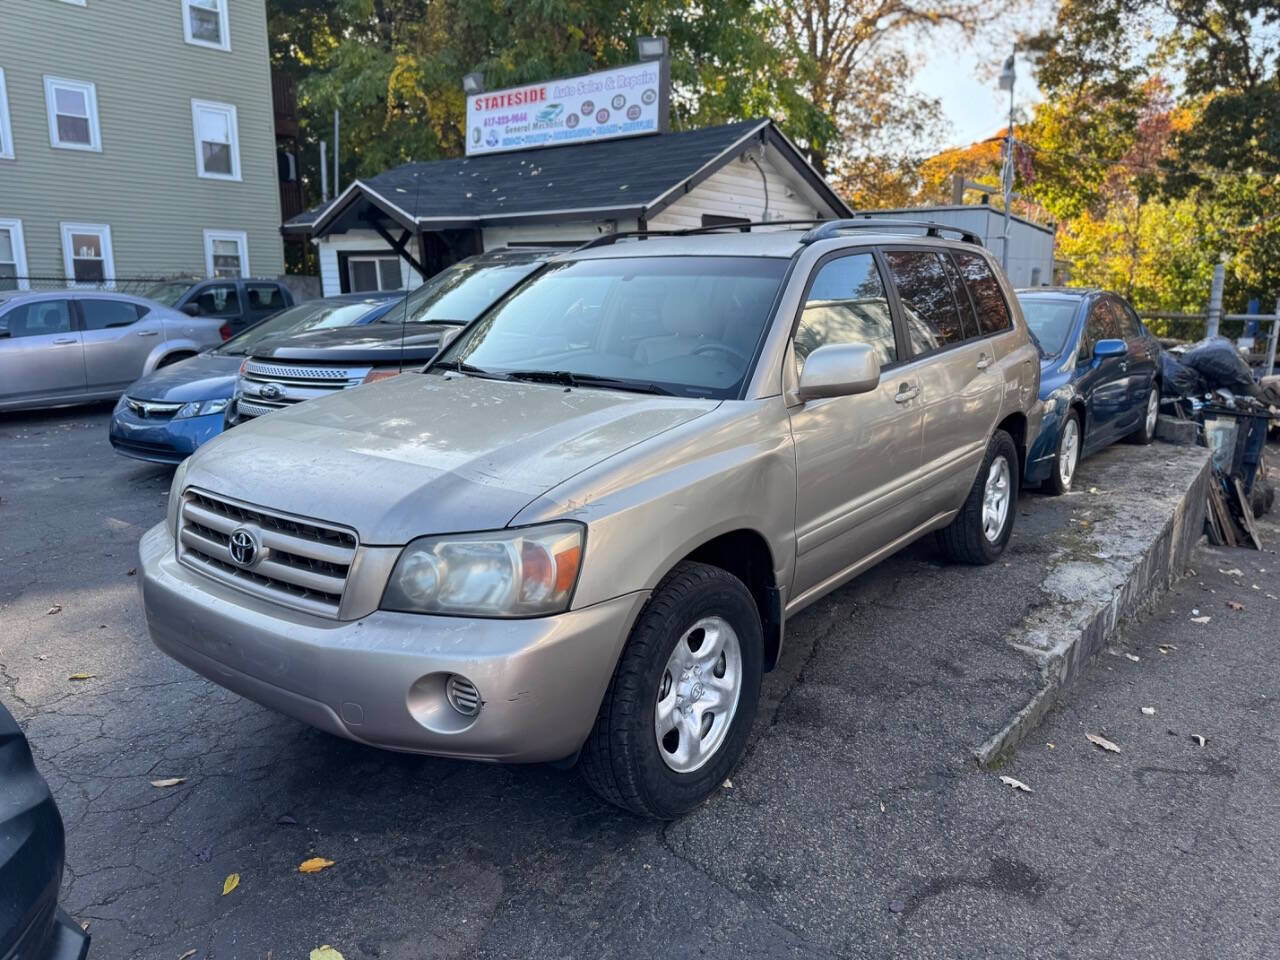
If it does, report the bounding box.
[996,411,1028,482]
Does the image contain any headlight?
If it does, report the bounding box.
[381,522,585,618]
[174,398,230,419]
[1042,388,1070,416]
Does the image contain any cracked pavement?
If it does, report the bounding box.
[2,403,1277,959]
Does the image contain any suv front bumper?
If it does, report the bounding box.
[138,523,644,763]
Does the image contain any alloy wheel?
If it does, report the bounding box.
[1059,418,1080,490]
[1145,388,1159,437]
[982,456,1012,543]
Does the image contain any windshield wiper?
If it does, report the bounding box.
[503,370,674,395]
[431,359,510,380]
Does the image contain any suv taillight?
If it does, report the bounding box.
[218,323,232,341]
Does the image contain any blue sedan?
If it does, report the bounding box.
[109,293,402,463]
[1018,288,1163,494]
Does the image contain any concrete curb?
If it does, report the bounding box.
[974,444,1211,765]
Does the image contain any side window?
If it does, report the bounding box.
[1113,298,1141,338]
[1082,300,1119,356]
[939,253,978,339]
[952,250,1013,335]
[794,252,896,372]
[0,300,72,338]
[246,282,286,314]
[191,283,240,317]
[882,249,965,356]
[79,298,141,331]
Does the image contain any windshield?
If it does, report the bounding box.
[436,256,789,398]
[217,300,387,356]
[143,280,197,307]
[1017,297,1080,356]
[382,257,543,326]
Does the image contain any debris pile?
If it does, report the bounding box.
[1161,336,1276,549]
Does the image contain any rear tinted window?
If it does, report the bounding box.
[883,250,966,355]
[80,298,141,331]
[952,251,1012,335]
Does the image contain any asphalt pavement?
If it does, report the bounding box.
[1,403,1277,960]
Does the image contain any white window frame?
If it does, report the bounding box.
[182,0,231,52]
[203,229,249,278]
[0,218,30,291]
[59,222,114,288]
[346,254,402,293]
[191,99,241,180]
[0,69,13,160]
[44,76,101,152]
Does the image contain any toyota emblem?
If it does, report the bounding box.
[228,527,261,567]
[259,383,285,401]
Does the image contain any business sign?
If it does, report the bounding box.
[465,61,666,157]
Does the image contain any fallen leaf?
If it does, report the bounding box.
[298,857,335,874]
[1046,742,1056,749]
[1192,734,1206,747]
[310,947,345,960]
[276,814,298,826]
[879,801,885,813]
[1086,733,1121,753]
[1159,644,1177,653]
[999,775,1032,792]
[1226,601,1244,611]
[47,604,62,615]
[1125,653,1140,662]
[179,950,197,960]
[221,873,240,896]
[80,920,90,932]
[722,778,733,789]
[150,777,186,788]
[37,654,48,661]
[1141,707,1155,716]
[1219,568,1244,577]
[1190,616,1211,624]
[68,673,95,681]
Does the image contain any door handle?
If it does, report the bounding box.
[976,353,993,370]
[52,337,77,345]
[894,384,920,403]
[136,330,159,337]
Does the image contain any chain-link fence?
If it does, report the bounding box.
[3,274,205,297]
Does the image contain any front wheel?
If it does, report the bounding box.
[1042,410,1081,496]
[579,561,763,819]
[1128,382,1160,445]
[937,429,1019,565]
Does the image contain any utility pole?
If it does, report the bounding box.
[333,109,340,197]
[998,50,1016,272]
[319,140,329,202]
[1206,259,1225,338]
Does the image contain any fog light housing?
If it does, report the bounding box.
[446,675,481,717]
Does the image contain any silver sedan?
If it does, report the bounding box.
[0,289,227,412]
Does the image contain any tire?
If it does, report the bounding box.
[580,561,763,819]
[1042,410,1081,497]
[1128,382,1160,444]
[937,429,1019,565]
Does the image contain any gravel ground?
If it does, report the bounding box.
[1,403,1276,960]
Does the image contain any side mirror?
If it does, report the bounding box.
[180,302,201,317]
[796,342,881,401]
[1093,338,1127,359]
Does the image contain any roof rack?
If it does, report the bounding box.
[572,220,829,252]
[799,219,984,246]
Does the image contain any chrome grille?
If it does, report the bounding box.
[236,359,371,419]
[124,397,183,419]
[177,488,358,617]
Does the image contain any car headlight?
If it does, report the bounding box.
[381,522,585,618]
[174,398,230,419]
[1042,388,1070,416]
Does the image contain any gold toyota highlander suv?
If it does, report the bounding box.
[139,221,1041,818]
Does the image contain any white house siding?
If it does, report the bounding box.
[647,148,827,231]
[481,220,620,249]
[316,230,423,294]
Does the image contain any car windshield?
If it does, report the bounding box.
[435,256,789,398]
[143,280,197,307]
[1018,297,1080,356]
[379,257,543,326]
[216,301,387,356]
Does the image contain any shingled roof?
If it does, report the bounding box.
[285,119,849,235]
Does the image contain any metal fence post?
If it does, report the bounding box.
[1206,260,1225,338]
[1266,297,1280,378]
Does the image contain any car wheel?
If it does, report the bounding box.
[1042,411,1081,496]
[579,561,762,819]
[1128,382,1160,445]
[937,429,1019,565]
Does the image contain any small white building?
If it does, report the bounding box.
[853,205,1056,289]
[283,118,851,295]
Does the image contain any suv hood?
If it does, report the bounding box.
[250,323,453,365]
[127,351,242,402]
[185,373,720,544]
